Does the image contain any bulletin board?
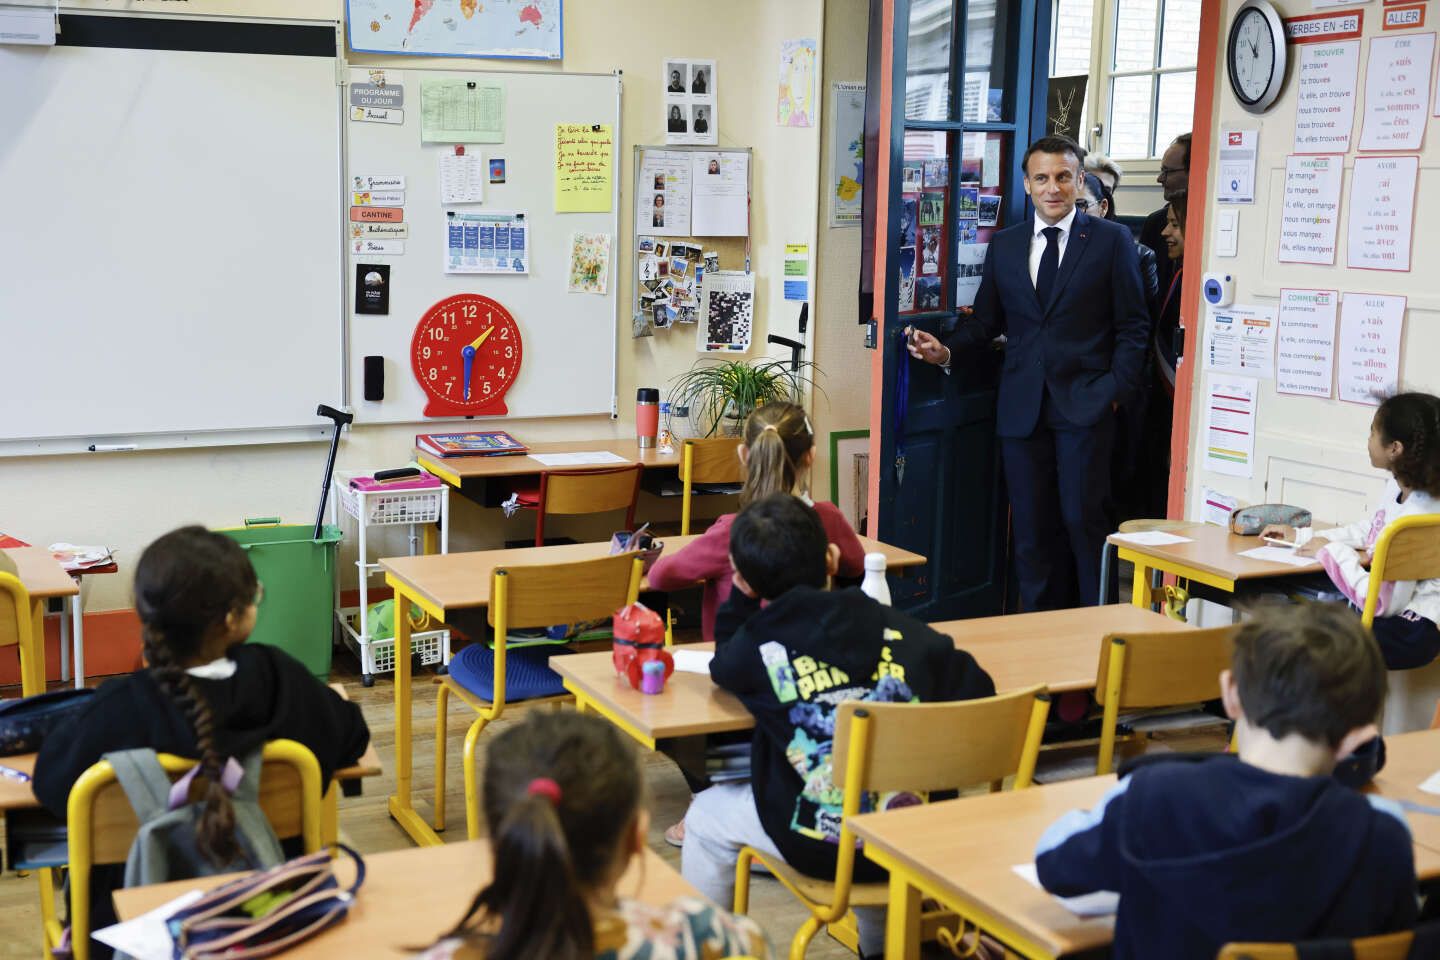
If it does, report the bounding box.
[347,67,622,424]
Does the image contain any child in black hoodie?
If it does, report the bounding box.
[1036,602,1416,959]
[680,494,995,957]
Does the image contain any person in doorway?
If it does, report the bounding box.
[906,135,1149,610]
[1141,192,1187,519]
[1141,133,1190,298]
[1084,152,1123,194]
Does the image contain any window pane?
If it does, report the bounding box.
[1160,0,1202,69]
[1109,74,1153,159]
[1113,0,1158,71]
[1051,0,1094,76]
[905,0,952,121]
[965,0,1010,122]
[1155,71,1195,157]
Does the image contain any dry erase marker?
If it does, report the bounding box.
[88,444,137,452]
[0,764,31,784]
[1261,536,1296,548]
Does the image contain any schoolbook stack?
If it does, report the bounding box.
[415,430,528,458]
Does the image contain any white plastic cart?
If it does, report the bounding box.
[332,471,452,687]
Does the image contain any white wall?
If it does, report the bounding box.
[2,0,825,611]
[1185,1,1440,523]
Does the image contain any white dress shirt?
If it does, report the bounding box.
[1029,206,1078,287]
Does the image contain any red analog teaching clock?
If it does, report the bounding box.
[410,294,523,417]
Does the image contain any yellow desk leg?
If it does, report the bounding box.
[884,872,923,960]
[322,782,339,846]
[422,522,438,557]
[26,599,47,696]
[1130,560,1151,609]
[387,585,442,846]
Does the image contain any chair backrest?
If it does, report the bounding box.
[684,437,744,485]
[832,686,1051,797]
[0,571,41,696]
[1218,926,1422,960]
[1363,513,1440,626]
[489,553,644,631]
[66,739,324,960]
[538,465,643,518]
[1095,625,1237,709]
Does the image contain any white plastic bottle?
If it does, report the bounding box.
[859,552,892,606]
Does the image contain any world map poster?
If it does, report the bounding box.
[348,0,562,60]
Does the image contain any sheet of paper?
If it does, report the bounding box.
[1347,155,1418,271]
[567,232,612,295]
[1276,288,1338,398]
[783,243,809,301]
[420,78,505,143]
[1294,41,1361,153]
[1338,292,1405,405]
[1216,129,1258,204]
[1238,546,1322,567]
[1358,33,1434,151]
[777,38,818,127]
[954,242,987,308]
[638,149,693,238]
[93,890,204,960]
[1420,770,1440,796]
[530,451,631,467]
[830,82,866,227]
[663,58,718,146]
[1110,531,1195,546]
[691,152,749,236]
[1202,375,1258,479]
[1012,864,1118,918]
[444,210,528,275]
[698,271,755,353]
[554,123,614,214]
[1278,154,1342,264]
[1199,487,1239,527]
[438,152,485,204]
[671,648,715,675]
[1203,304,1276,379]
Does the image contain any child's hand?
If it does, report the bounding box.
[1260,523,1296,543]
[1296,537,1329,558]
[1359,549,1373,569]
[731,571,757,599]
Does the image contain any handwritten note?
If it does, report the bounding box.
[1338,293,1405,405]
[1278,154,1342,264]
[1358,33,1434,151]
[1294,41,1361,153]
[1347,155,1418,271]
[1276,288,1338,398]
[554,123,614,214]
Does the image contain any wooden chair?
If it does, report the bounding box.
[434,554,644,840]
[734,686,1051,960]
[1095,625,1239,775]
[1218,923,1440,959]
[1362,513,1440,734]
[515,464,643,546]
[54,739,325,960]
[680,437,743,535]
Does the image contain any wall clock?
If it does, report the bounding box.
[411,294,522,417]
[1227,0,1287,114]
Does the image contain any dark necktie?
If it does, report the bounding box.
[1035,226,1061,308]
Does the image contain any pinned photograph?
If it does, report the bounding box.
[653,173,666,190]
[919,193,944,226]
[667,104,688,135]
[898,246,916,280]
[655,242,669,259]
[958,221,978,244]
[922,157,949,188]
[488,158,506,184]
[638,236,656,254]
[978,194,1001,227]
[690,63,710,95]
[703,251,719,272]
[640,257,660,282]
[671,257,689,276]
[665,62,687,93]
[916,277,942,311]
[652,192,667,228]
[899,198,917,247]
[691,104,711,137]
[958,186,979,220]
[920,227,941,275]
[902,163,923,193]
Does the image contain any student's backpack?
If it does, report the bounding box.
[106,747,285,889]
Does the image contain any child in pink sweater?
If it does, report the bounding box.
[648,402,865,642]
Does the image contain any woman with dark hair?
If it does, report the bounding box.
[668,104,686,134]
[1140,192,1188,517]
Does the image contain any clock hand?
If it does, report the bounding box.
[461,344,476,401]
[468,326,496,351]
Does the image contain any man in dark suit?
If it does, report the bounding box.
[908,135,1148,610]
[1140,132,1189,301]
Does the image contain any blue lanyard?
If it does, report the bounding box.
[894,328,910,487]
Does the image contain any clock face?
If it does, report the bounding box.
[410,294,522,417]
[1227,2,1285,113]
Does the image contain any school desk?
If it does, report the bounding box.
[114,843,697,957]
[57,560,119,691]
[850,731,1440,960]
[553,605,1191,750]
[1,547,80,696]
[1107,523,1322,609]
[378,535,927,847]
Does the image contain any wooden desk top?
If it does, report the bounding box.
[1,548,80,600]
[418,439,682,483]
[933,606,1191,695]
[851,731,1440,958]
[1107,523,1321,583]
[380,535,926,614]
[0,746,381,814]
[554,606,1190,744]
[115,843,697,955]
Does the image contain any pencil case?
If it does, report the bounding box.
[1230,504,1311,537]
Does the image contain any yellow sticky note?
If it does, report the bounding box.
[555,123,614,213]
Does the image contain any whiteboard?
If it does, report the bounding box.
[346,67,621,425]
[0,14,344,452]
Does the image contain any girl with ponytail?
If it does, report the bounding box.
[421,711,769,960]
[35,526,369,950]
[649,402,865,644]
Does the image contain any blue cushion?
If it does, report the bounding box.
[449,643,570,702]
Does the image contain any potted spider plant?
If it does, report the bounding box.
[668,357,821,437]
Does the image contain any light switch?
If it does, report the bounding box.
[1214,208,1239,258]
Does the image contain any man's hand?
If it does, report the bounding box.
[905,326,951,366]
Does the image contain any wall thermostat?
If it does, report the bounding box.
[1202,272,1235,308]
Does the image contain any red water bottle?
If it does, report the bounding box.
[636,388,660,448]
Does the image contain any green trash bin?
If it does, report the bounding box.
[221,519,342,682]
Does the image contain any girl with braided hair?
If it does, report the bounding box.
[35,526,368,948]
[1263,392,1440,670]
